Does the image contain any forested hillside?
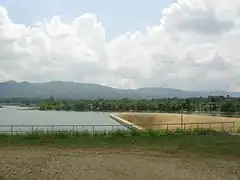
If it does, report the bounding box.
[1,81,240,100]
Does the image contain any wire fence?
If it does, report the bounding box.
[0,121,236,134]
[182,111,240,118]
[137,121,236,132]
[0,124,126,134]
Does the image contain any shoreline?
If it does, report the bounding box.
[1,105,240,117]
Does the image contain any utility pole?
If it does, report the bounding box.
[181,107,183,128]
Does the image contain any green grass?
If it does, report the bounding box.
[0,129,240,158]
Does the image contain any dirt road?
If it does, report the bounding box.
[0,147,239,180]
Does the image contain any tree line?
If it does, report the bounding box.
[37,96,240,114]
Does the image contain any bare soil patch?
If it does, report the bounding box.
[116,113,240,130]
[0,146,239,180]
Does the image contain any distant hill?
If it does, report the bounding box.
[0,81,239,100]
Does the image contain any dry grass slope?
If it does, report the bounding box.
[116,113,240,131]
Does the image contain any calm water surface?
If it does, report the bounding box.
[0,106,125,132]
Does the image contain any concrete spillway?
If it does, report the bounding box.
[109,114,144,130]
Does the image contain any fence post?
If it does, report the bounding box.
[221,123,224,132]
[197,123,199,129]
[72,125,75,132]
[31,125,34,134]
[180,108,183,128]
[112,125,114,131]
[209,123,212,130]
[11,125,13,135]
[52,125,54,132]
[92,125,95,133]
[166,124,168,131]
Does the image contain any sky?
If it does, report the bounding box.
[0,0,240,91]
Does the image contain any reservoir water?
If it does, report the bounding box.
[0,106,125,133]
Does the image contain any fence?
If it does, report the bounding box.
[139,121,236,132]
[0,124,127,134]
[184,111,240,118]
[0,121,236,134]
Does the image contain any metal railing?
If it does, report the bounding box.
[182,111,240,118]
[138,121,236,131]
[0,121,236,134]
[0,124,126,134]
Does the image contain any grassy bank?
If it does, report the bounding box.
[0,129,240,158]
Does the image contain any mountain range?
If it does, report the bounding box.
[0,81,239,100]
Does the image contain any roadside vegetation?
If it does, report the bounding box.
[1,128,240,158]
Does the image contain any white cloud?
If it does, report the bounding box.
[1,0,240,91]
